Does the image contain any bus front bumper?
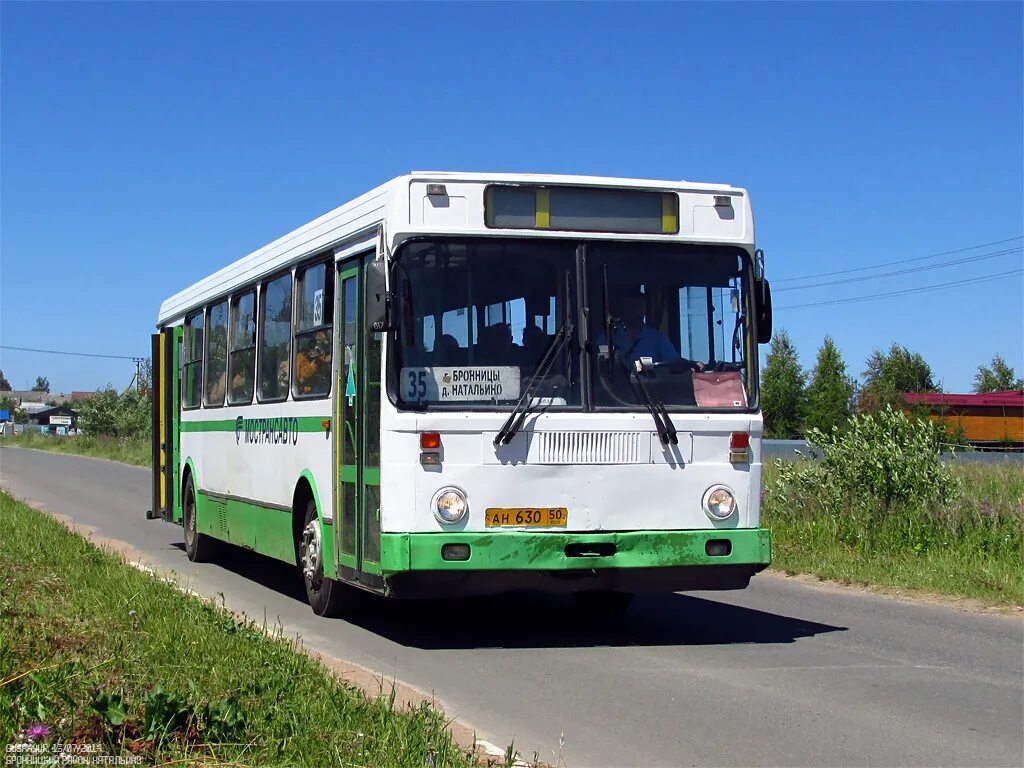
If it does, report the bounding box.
[379,528,771,599]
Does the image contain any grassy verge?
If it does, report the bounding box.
[0,431,149,467]
[0,491,479,766]
[764,460,1024,607]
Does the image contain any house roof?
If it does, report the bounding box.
[32,405,79,418]
[903,390,1024,408]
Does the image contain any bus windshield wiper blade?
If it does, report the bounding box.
[494,323,574,446]
[654,398,678,444]
[630,368,677,445]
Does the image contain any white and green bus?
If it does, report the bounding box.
[150,172,774,616]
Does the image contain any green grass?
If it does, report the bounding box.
[0,491,481,766]
[764,460,1024,607]
[0,431,150,467]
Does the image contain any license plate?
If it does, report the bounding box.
[485,508,568,528]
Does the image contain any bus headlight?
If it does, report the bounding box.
[433,487,468,524]
[703,485,737,521]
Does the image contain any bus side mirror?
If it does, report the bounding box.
[365,260,394,332]
[755,278,772,344]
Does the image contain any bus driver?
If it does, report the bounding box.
[602,285,705,370]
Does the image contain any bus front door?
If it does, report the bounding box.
[335,255,383,589]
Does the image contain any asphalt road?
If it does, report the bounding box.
[2,446,1022,768]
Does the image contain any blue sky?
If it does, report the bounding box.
[2,1,1022,394]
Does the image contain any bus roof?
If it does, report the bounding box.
[157,171,749,326]
[408,170,738,190]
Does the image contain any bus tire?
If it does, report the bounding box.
[572,590,633,616]
[299,499,346,617]
[182,475,219,563]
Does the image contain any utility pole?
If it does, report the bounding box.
[127,358,146,392]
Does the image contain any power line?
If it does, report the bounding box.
[0,345,140,361]
[774,246,1022,292]
[776,268,1023,310]
[773,236,1023,284]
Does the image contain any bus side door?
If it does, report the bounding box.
[334,255,383,588]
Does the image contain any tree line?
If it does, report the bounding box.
[760,332,1022,439]
[0,367,151,439]
[0,372,49,393]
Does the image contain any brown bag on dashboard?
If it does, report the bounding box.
[692,371,747,407]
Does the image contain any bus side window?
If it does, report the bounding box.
[183,311,204,409]
[258,272,293,402]
[293,261,333,399]
[204,300,228,407]
[228,290,256,405]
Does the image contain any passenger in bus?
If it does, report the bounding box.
[480,323,514,365]
[601,285,704,370]
[208,371,226,404]
[296,330,331,394]
[521,323,548,367]
[230,354,254,401]
[433,333,461,363]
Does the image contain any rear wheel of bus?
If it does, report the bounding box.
[182,475,220,562]
[299,499,349,617]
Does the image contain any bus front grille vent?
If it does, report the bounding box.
[536,431,641,464]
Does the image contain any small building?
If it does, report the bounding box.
[903,390,1024,448]
[29,404,80,434]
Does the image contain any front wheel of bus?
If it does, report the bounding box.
[572,590,634,616]
[182,476,219,563]
[300,500,346,617]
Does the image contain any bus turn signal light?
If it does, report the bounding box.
[729,432,749,464]
[420,432,441,449]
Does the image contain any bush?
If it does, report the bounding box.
[765,406,964,553]
[77,385,151,440]
[793,406,959,510]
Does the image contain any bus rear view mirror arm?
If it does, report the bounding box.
[366,260,395,332]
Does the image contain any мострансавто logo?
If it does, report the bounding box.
[234,415,300,446]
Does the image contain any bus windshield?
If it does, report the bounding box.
[392,239,752,410]
[588,242,751,410]
[394,240,581,408]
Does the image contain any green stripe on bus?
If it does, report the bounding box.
[180,416,330,433]
[379,528,771,574]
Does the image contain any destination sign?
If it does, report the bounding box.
[400,366,521,402]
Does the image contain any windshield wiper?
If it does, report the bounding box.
[630,361,678,445]
[494,323,575,446]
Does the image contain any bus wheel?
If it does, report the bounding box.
[572,590,634,616]
[299,499,345,617]
[182,475,219,563]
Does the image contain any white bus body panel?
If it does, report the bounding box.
[181,400,335,521]
[378,407,764,534]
